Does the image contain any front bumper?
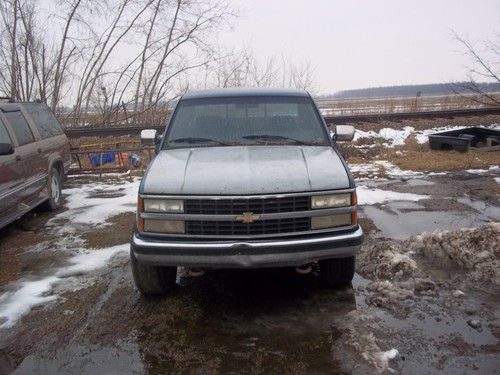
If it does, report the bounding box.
[131,227,363,268]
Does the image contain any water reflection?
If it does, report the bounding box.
[135,268,357,374]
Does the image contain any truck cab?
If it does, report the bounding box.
[130,88,363,294]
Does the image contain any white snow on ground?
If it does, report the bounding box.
[357,185,429,205]
[373,161,423,178]
[0,244,128,328]
[354,126,414,147]
[378,348,399,373]
[466,165,499,174]
[49,178,140,227]
[414,126,466,144]
[495,177,500,185]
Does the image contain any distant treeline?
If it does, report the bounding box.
[325,82,500,100]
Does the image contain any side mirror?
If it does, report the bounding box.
[141,129,157,146]
[334,125,355,142]
[0,143,14,156]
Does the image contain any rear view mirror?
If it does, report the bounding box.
[141,129,157,146]
[0,143,14,156]
[334,125,355,142]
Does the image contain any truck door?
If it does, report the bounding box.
[0,116,25,227]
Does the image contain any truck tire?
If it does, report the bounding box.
[40,167,62,211]
[319,256,355,287]
[130,249,177,295]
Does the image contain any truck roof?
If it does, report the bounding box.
[182,88,309,100]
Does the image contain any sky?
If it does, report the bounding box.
[220,0,500,94]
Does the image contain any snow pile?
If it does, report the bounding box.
[354,126,414,147]
[358,241,417,280]
[49,178,140,227]
[0,244,128,328]
[410,223,500,286]
[332,310,399,373]
[357,185,428,205]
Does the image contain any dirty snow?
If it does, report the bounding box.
[410,223,500,286]
[49,178,140,228]
[0,244,128,328]
[354,126,414,147]
[466,165,499,174]
[357,185,429,205]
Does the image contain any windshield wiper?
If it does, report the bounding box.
[168,137,231,146]
[242,134,313,145]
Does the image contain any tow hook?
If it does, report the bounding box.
[295,264,313,275]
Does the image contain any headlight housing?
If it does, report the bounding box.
[311,214,352,229]
[311,193,351,209]
[143,219,185,233]
[144,199,184,213]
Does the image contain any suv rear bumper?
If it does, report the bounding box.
[131,227,363,268]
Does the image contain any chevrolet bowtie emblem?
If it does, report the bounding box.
[235,212,261,223]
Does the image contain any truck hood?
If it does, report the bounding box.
[143,146,350,195]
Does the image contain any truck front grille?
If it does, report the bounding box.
[186,217,310,236]
[185,196,310,215]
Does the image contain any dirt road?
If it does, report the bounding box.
[0,168,499,374]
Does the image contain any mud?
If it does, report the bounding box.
[0,171,499,374]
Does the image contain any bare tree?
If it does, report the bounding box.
[452,31,500,106]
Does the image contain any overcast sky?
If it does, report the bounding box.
[220,0,500,94]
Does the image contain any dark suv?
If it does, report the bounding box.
[0,101,70,229]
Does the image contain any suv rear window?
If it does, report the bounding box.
[3,110,34,146]
[0,119,12,145]
[22,103,64,139]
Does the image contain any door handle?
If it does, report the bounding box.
[37,148,42,153]
[15,155,21,161]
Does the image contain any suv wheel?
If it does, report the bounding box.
[319,257,355,287]
[130,248,177,295]
[40,168,62,211]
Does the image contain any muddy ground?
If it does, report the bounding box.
[2,115,500,374]
[0,164,498,374]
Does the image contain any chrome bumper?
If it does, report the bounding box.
[131,227,363,268]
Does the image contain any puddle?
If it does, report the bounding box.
[405,179,435,186]
[13,340,144,374]
[457,197,500,221]
[361,201,494,239]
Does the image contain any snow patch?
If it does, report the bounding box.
[49,178,140,229]
[354,126,414,147]
[357,185,429,205]
[0,244,128,328]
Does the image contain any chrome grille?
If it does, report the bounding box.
[185,196,310,215]
[186,217,310,236]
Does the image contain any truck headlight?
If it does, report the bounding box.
[144,219,185,233]
[311,214,352,229]
[311,193,351,209]
[144,199,184,213]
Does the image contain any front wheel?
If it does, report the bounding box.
[130,248,177,295]
[319,256,355,287]
[40,168,62,211]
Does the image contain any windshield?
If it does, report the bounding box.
[163,96,330,149]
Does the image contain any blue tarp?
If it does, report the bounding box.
[90,152,116,167]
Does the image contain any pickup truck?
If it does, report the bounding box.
[0,101,70,229]
[131,88,363,294]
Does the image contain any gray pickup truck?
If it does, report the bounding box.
[131,88,363,294]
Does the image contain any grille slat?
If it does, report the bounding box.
[186,218,310,236]
[185,196,310,215]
